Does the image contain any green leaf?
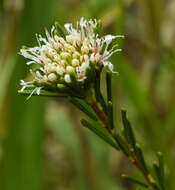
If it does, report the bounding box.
[106,72,112,102]
[55,21,66,38]
[68,97,98,121]
[153,164,162,188]
[18,89,68,98]
[81,119,119,150]
[135,144,149,175]
[121,110,136,149]
[121,174,148,188]
[153,152,165,190]
[148,175,161,190]
[94,71,107,114]
[151,183,161,190]
[93,19,102,35]
[157,152,164,182]
[107,101,114,129]
[112,134,130,157]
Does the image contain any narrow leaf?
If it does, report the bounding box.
[121,110,136,149]
[95,71,107,114]
[81,119,119,150]
[112,134,130,157]
[135,144,149,175]
[55,21,66,38]
[122,174,148,188]
[106,72,112,102]
[153,152,165,190]
[157,152,164,183]
[148,175,161,190]
[107,101,114,129]
[68,97,98,121]
[153,163,162,187]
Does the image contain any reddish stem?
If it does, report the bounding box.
[91,101,111,134]
[91,101,155,190]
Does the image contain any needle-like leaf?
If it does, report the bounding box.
[153,152,165,190]
[112,134,130,157]
[81,119,119,150]
[121,110,136,149]
[55,21,66,38]
[122,174,148,188]
[135,144,149,175]
[107,101,114,129]
[68,97,98,121]
[106,72,112,102]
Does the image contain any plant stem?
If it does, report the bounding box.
[91,101,111,134]
[90,101,155,190]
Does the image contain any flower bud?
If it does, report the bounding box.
[60,60,67,66]
[83,38,90,46]
[64,43,75,52]
[52,41,61,50]
[57,84,69,91]
[48,73,57,81]
[56,65,65,75]
[90,53,95,62]
[69,45,75,52]
[47,64,56,73]
[64,74,71,83]
[47,48,57,57]
[55,36,65,44]
[72,51,80,59]
[66,66,74,73]
[95,53,100,62]
[84,54,89,62]
[53,54,61,62]
[81,46,89,54]
[43,75,48,81]
[72,59,79,67]
[60,52,71,59]
[66,35,73,44]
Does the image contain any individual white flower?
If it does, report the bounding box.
[64,74,71,83]
[56,65,65,75]
[66,66,74,73]
[76,61,89,81]
[48,73,57,81]
[19,17,123,97]
[72,59,79,67]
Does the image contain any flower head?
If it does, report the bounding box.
[19,17,123,98]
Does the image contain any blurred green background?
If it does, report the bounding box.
[0,0,175,189]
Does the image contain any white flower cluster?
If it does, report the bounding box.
[20,17,123,95]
